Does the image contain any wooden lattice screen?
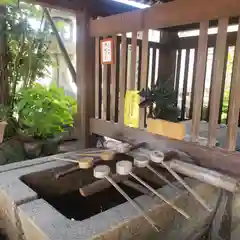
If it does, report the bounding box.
[88,0,240,155]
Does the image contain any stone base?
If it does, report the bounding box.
[0,150,219,240]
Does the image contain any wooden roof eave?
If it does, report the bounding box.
[36,0,137,17]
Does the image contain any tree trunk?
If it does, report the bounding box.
[0,6,9,105]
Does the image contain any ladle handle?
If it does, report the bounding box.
[129,172,190,219]
[161,161,212,212]
[105,176,160,232]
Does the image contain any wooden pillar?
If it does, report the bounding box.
[157,30,178,88]
[76,10,95,148]
[0,6,9,105]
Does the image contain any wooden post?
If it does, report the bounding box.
[0,6,9,105]
[76,10,95,148]
[110,35,118,122]
[191,22,209,142]
[129,32,137,90]
[139,29,149,129]
[119,33,127,125]
[208,18,228,147]
[226,19,240,151]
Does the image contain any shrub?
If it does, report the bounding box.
[139,80,179,122]
[15,84,76,139]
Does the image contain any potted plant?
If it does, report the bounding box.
[139,80,185,140]
[14,84,76,158]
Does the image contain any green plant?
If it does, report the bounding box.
[0,3,53,109]
[221,89,230,123]
[139,80,179,122]
[15,84,76,139]
[0,104,10,121]
[6,4,52,95]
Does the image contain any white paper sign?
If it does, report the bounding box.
[101,39,113,64]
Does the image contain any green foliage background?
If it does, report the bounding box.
[15,84,76,138]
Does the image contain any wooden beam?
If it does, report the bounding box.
[118,34,127,124]
[208,18,228,147]
[179,31,237,50]
[90,0,240,37]
[191,22,209,141]
[90,118,240,177]
[226,19,240,151]
[139,29,149,128]
[76,11,95,148]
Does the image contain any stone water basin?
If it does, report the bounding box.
[0,150,218,240]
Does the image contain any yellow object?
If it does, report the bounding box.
[147,118,185,140]
[78,157,94,169]
[124,90,140,128]
[77,150,115,161]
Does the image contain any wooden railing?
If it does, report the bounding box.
[95,35,164,124]
[176,31,237,123]
[89,0,240,152]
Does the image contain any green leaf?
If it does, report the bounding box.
[0,0,18,6]
[15,84,76,138]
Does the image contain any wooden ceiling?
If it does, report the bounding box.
[134,0,173,4]
[37,0,136,16]
[37,0,174,16]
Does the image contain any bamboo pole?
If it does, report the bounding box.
[167,159,240,193]
[43,8,76,83]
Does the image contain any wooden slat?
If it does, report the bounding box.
[76,11,95,147]
[189,49,198,119]
[102,65,108,120]
[181,49,190,121]
[118,34,127,124]
[129,32,137,90]
[137,44,142,90]
[206,48,216,122]
[149,47,157,116]
[151,47,157,88]
[226,20,240,151]
[218,46,229,124]
[110,36,117,122]
[90,118,240,177]
[191,22,209,141]
[106,65,111,121]
[115,37,121,122]
[90,0,240,37]
[174,50,182,104]
[139,29,149,128]
[208,18,228,147]
[95,37,100,118]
